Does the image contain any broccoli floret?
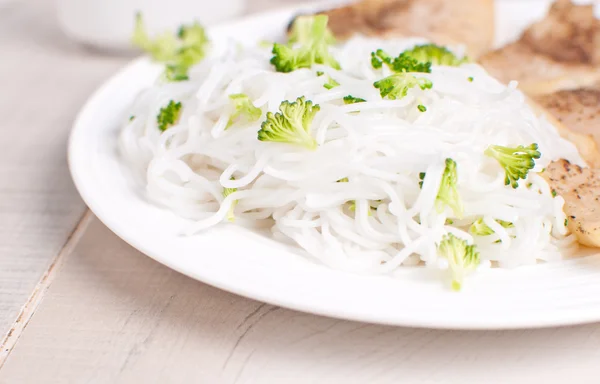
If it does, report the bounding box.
[390,54,432,73]
[468,76,474,82]
[417,104,427,112]
[418,172,426,189]
[132,14,209,82]
[323,75,340,90]
[371,49,431,73]
[343,95,366,104]
[227,94,262,128]
[174,23,209,66]
[156,100,182,131]
[371,49,393,69]
[164,64,190,82]
[485,144,541,188]
[435,158,463,218]
[132,13,178,61]
[374,73,433,100]
[469,218,514,236]
[402,44,468,66]
[438,233,480,291]
[289,15,336,45]
[271,15,340,73]
[270,43,313,73]
[222,177,237,222]
[257,97,320,149]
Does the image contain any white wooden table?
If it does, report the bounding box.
[1,1,600,383]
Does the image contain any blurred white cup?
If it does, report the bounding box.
[57,0,245,50]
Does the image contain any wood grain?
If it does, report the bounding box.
[0,0,128,340]
[1,218,600,384]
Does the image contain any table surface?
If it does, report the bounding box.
[1,0,600,383]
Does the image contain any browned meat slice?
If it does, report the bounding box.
[304,0,495,58]
[480,43,600,95]
[521,0,600,65]
[535,88,600,148]
[543,160,600,247]
[480,0,600,95]
[527,96,600,168]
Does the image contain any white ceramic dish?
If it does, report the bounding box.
[69,1,600,329]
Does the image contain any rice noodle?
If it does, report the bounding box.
[119,36,584,274]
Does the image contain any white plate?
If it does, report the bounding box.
[69,1,600,330]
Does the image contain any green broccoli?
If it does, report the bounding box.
[371,49,393,69]
[271,15,340,73]
[371,49,431,73]
[417,104,427,112]
[132,13,178,62]
[323,75,340,90]
[289,14,336,45]
[438,233,480,291]
[227,94,262,128]
[164,64,190,82]
[343,95,366,104]
[156,100,182,131]
[374,73,433,100]
[419,172,426,189]
[257,96,320,149]
[132,14,209,82]
[469,218,514,236]
[435,159,463,218]
[485,144,541,188]
[390,54,432,73]
[402,44,468,66]
[222,177,237,222]
[270,43,314,73]
[174,23,209,66]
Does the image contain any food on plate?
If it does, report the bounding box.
[132,14,209,81]
[297,0,494,58]
[542,160,600,247]
[480,0,600,95]
[122,15,588,290]
[534,88,600,150]
[527,96,600,168]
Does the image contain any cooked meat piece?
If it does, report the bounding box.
[480,43,600,95]
[527,96,600,168]
[522,0,600,65]
[535,88,600,151]
[301,0,495,58]
[480,0,600,95]
[543,159,600,247]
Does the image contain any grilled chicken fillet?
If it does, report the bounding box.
[480,0,600,95]
[300,0,494,58]
[543,160,600,247]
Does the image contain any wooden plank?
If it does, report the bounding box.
[0,0,128,340]
[2,218,600,383]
